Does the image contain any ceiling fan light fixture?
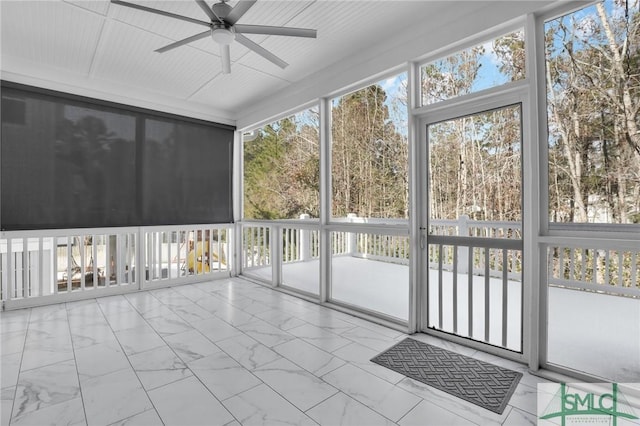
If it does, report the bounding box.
[211,27,235,45]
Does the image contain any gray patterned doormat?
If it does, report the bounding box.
[371,338,521,414]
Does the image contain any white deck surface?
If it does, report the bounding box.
[244,256,640,382]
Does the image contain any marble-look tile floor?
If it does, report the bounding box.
[1,278,554,426]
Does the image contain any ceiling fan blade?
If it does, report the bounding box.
[225,0,256,25]
[235,33,288,69]
[111,0,210,27]
[195,0,219,22]
[234,25,317,38]
[220,44,231,74]
[155,30,211,53]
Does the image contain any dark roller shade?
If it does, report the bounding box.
[1,82,234,230]
[143,118,233,225]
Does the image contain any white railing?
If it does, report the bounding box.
[1,224,233,308]
[547,243,639,297]
[429,214,522,239]
[242,224,272,269]
[1,227,138,307]
[143,225,231,285]
[242,216,409,271]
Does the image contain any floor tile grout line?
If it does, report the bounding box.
[121,284,246,425]
[95,294,169,426]
[5,278,539,426]
[394,396,426,425]
[180,283,331,423]
[6,307,32,425]
[316,361,404,421]
[195,279,413,393]
[64,300,92,426]
[154,282,346,422]
[300,389,396,421]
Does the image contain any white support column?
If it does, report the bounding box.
[346,213,358,256]
[299,214,311,261]
[233,130,243,277]
[271,225,281,287]
[319,97,331,303]
[137,228,145,289]
[525,11,544,372]
[408,60,422,334]
[458,215,470,274]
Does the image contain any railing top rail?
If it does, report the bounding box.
[540,236,640,251]
[243,216,522,228]
[428,234,523,249]
[1,223,234,239]
[242,220,319,229]
[430,219,522,228]
[1,226,141,239]
[326,223,409,236]
[141,223,233,232]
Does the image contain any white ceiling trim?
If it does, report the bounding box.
[1,64,236,126]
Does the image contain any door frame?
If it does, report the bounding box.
[413,84,532,364]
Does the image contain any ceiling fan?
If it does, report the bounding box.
[111,0,317,74]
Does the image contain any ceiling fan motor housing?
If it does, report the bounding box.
[212,2,233,20]
[211,26,235,45]
[210,2,235,45]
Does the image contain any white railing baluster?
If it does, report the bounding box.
[452,244,458,334]
[200,228,206,274]
[592,248,598,285]
[106,235,112,286]
[53,237,58,294]
[66,239,72,292]
[618,251,623,287]
[484,247,490,343]
[262,227,267,266]
[22,237,28,298]
[38,238,44,296]
[127,234,133,284]
[92,235,98,288]
[632,252,638,289]
[249,227,255,268]
[168,232,173,278]
[580,248,586,282]
[502,248,508,348]
[438,244,443,330]
[150,232,155,279]
[468,246,474,338]
[80,236,86,291]
[160,231,164,279]
[7,239,13,301]
[116,234,123,284]
[569,247,574,282]
[605,250,610,286]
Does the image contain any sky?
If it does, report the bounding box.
[266,0,634,142]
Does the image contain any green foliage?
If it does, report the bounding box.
[244,113,320,220]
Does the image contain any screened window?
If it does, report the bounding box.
[243,107,319,220]
[428,105,522,227]
[331,73,409,222]
[545,1,640,225]
[421,30,525,106]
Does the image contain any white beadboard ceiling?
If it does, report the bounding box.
[1,0,556,127]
